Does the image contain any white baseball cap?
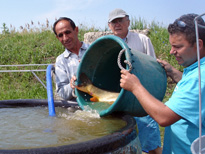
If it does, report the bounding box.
[108,8,128,22]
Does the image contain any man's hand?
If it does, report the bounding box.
[157,59,173,76]
[157,59,182,83]
[120,70,140,93]
[70,76,77,89]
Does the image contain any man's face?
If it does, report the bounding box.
[169,33,197,67]
[108,17,130,39]
[55,20,78,51]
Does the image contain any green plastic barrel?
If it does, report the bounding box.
[75,35,167,117]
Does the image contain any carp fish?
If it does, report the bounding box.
[74,73,119,104]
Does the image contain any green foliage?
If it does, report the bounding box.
[0,30,64,64]
[1,23,10,35]
[130,16,148,30]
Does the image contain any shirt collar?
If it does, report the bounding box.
[123,31,131,43]
[184,57,205,72]
[81,42,88,50]
[63,42,86,58]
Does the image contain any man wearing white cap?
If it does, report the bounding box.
[108,8,156,58]
[108,8,161,154]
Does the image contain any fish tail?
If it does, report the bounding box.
[90,96,99,102]
[108,101,114,105]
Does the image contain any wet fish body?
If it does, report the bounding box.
[74,73,119,104]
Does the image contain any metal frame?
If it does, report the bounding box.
[193,13,205,154]
[0,64,54,89]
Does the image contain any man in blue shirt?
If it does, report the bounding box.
[120,13,205,154]
[53,17,89,100]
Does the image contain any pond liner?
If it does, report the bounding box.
[0,99,140,154]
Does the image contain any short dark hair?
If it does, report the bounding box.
[168,13,205,46]
[53,17,76,35]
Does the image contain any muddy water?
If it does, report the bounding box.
[0,106,126,149]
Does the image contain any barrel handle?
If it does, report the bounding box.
[117,49,132,72]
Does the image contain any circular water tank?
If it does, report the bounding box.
[0,99,141,154]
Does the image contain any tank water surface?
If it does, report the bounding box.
[0,106,126,149]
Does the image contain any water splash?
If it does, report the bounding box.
[83,105,100,118]
[58,105,100,122]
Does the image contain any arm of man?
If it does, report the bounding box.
[144,37,156,58]
[157,59,182,83]
[120,70,181,127]
[139,33,156,58]
[55,63,73,100]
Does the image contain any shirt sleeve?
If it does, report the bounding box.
[141,35,156,58]
[55,57,73,100]
[165,77,205,126]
